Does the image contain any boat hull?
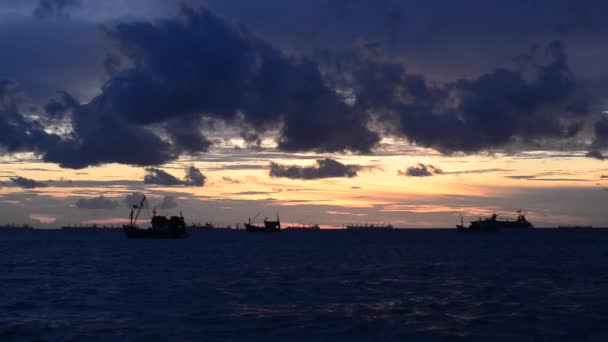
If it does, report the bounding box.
[457,225,500,232]
[245,224,280,233]
[123,225,188,239]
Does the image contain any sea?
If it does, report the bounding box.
[2,229,608,341]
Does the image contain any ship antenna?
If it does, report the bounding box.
[251,211,261,224]
[133,195,146,226]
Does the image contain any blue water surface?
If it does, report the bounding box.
[1,229,608,341]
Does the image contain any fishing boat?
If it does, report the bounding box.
[123,196,188,239]
[245,212,281,233]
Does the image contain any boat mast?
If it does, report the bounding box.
[133,196,146,226]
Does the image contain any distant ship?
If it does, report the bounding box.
[61,224,117,230]
[345,223,394,230]
[457,210,533,232]
[557,225,593,229]
[284,224,321,231]
[123,196,188,239]
[0,223,33,230]
[245,212,281,233]
[188,222,215,230]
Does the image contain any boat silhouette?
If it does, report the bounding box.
[245,212,281,233]
[123,195,188,239]
[457,210,533,232]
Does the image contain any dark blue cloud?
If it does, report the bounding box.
[34,0,81,19]
[0,80,61,154]
[75,195,119,209]
[0,16,105,100]
[270,158,360,179]
[346,40,588,153]
[0,3,606,168]
[398,164,443,177]
[144,166,206,187]
[11,176,48,188]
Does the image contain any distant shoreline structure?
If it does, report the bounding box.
[345,223,394,230]
[0,223,34,230]
[61,224,120,230]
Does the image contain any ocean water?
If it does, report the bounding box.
[2,229,608,341]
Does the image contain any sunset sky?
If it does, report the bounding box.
[1,0,608,228]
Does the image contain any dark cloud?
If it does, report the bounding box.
[144,166,206,187]
[144,168,184,186]
[346,40,588,154]
[586,150,605,160]
[0,80,61,155]
[123,192,145,209]
[10,176,48,188]
[0,16,105,100]
[235,191,275,195]
[44,91,79,119]
[41,94,178,169]
[75,195,119,209]
[159,195,178,210]
[34,0,81,19]
[183,165,206,186]
[222,176,241,184]
[0,4,371,168]
[0,4,605,168]
[89,5,376,157]
[506,175,539,180]
[588,116,608,160]
[398,163,443,177]
[269,158,359,179]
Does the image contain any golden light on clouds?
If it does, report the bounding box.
[1,149,607,227]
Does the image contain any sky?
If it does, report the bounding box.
[1,0,608,228]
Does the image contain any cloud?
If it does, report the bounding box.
[586,150,605,160]
[183,165,206,186]
[34,0,81,19]
[398,163,443,177]
[123,192,145,209]
[10,176,48,188]
[0,80,61,155]
[40,4,378,168]
[144,168,184,186]
[0,4,605,168]
[75,195,119,209]
[144,166,206,187]
[235,191,275,195]
[269,158,360,179]
[506,175,538,180]
[222,176,241,184]
[44,91,79,119]
[347,40,588,154]
[159,195,178,210]
[444,168,512,175]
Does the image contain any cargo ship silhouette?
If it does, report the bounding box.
[345,223,394,230]
[457,210,533,232]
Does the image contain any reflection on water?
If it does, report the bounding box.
[1,229,608,340]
